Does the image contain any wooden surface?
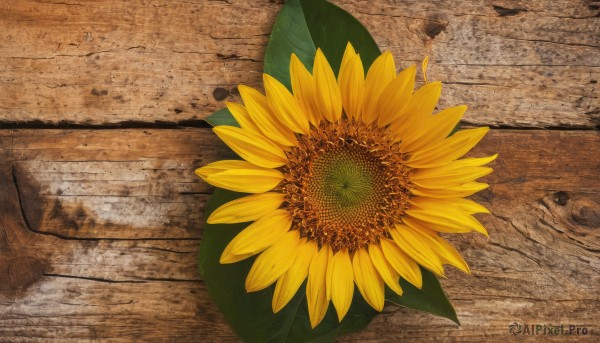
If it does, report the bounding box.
[1,0,599,129]
[0,0,599,342]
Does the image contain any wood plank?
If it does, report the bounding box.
[2,129,235,239]
[1,0,598,128]
[0,128,598,341]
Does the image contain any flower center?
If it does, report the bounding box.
[309,145,386,223]
[281,120,411,252]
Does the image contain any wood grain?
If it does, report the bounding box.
[0,0,598,128]
[0,129,598,342]
[1,0,599,341]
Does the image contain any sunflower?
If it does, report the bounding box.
[197,43,496,328]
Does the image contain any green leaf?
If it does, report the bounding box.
[205,107,239,127]
[299,0,380,74]
[198,189,377,343]
[264,0,316,90]
[385,268,460,325]
[264,0,381,90]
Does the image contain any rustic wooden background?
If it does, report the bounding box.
[1,0,599,342]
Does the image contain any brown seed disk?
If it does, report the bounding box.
[280,120,411,253]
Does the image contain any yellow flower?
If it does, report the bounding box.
[197,43,496,328]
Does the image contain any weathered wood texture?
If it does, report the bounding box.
[1,0,599,342]
[1,0,599,128]
[0,129,598,342]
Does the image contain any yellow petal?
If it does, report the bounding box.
[410,182,489,199]
[225,101,262,136]
[361,51,395,124]
[196,160,283,193]
[307,245,333,328]
[407,225,471,274]
[220,209,291,263]
[453,198,491,214]
[339,42,357,76]
[201,168,282,194]
[452,154,498,168]
[407,127,490,168]
[368,245,403,296]
[239,85,297,146]
[411,167,493,189]
[246,230,301,292]
[400,105,466,152]
[313,49,342,122]
[272,240,318,313]
[213,126,288,168]
[380,238,423,289]
[327,249,354,322]
[390,81,442,138]
[218,249,255,264]
[263,73,310,134]
[402,224,470,274]
[405,202,489,236]
[412,154,497,179]
[377,65,416,127]
[434,236,471,274]
[390,225,445,277]
[338,43,365,120]
[195,160,261,178]
[208,192,284,224]
[412,164,493,182]
[290,54,321,126]
[403,216,472,235]
[353,248,385,311]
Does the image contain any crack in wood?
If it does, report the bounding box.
[0,120,212,130]
[487,239,543,268]
[10,164,202,242]
[12,164,36,237]
[0,120,598,131]
[43,274,202,283]
[492,5,527,17]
